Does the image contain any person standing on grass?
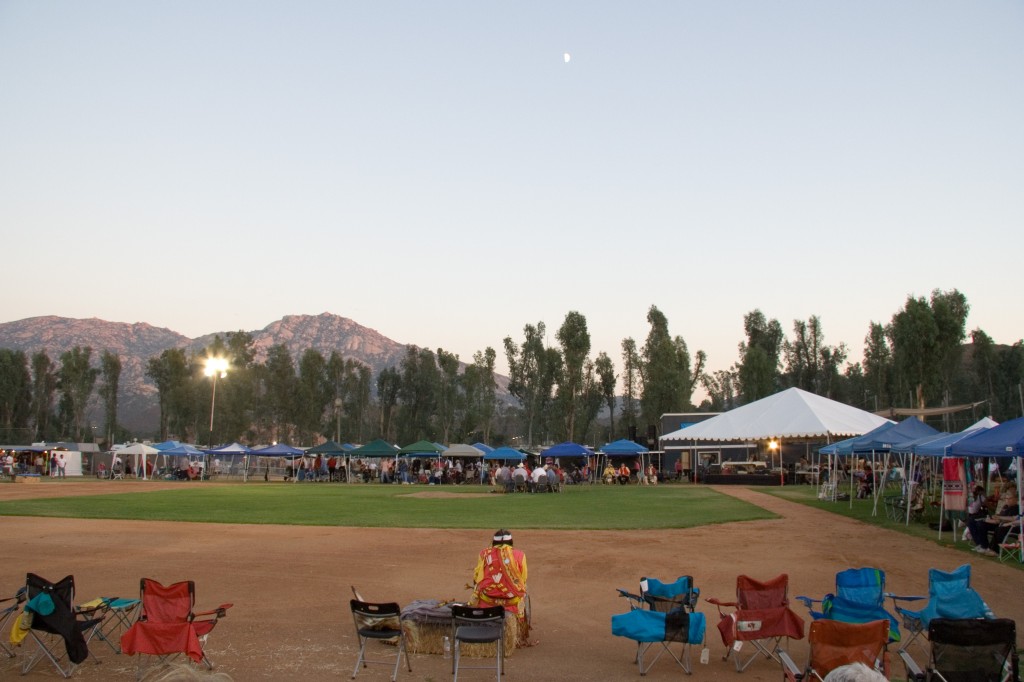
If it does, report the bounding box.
[57,453,66,478]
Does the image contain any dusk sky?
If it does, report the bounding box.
[2,2,1021,384]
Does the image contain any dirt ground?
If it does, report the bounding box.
[1,480,1021,681]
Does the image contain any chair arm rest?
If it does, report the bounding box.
[705,596,736,617]
[794,596,819,609]
[193,603,233,620]
[898,649,925,681]
[777,647,803,681]
[886,593,925,605]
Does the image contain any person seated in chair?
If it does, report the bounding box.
[617,463,631,485]
[470,529,531,646]
[857,462,873,498]
[968,482,1019,556]
[603,462,617,484]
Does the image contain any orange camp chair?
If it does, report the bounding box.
[707,573,805,672]
[120,578,232,670]
[778,618,889,682]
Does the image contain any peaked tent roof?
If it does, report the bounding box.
[472,442,494,453]
[151,440,182,451]
[251,443,304,457]
[160,444,207,456]
[661,387,892,442]
[540,441,593,458]
[116,443,160,456]
[204,442,253,455]
[841,417,940,455]
[305,440,348,455]
[349,439,400,457]
[398,440,446,455]
[598,439,649,455]
[445,443,485,457]
[483,446,526,461]
[950,416,1024,458]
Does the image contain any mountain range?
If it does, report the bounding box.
[0,313,493,435]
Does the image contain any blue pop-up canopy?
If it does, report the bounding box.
[483,446,526,461]
[540,441,593,459]
[599,439,648,456]
[252,443,304,457]
[950,416,1024,458]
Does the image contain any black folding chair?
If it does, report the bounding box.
[451,604,505,682]
[20,573,108,678]
[900,617,1019,682]
[350,599,411,682]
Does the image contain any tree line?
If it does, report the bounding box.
[0,290,1021,447]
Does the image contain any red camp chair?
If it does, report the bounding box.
[120,578,232,670]
[707,574,805,672]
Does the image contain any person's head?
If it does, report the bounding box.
[822,662,887,682]
[492,529,513,546]
[974,484,986,496]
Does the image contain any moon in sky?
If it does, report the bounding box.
[563,52,571,63]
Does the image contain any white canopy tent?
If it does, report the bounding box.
[661,388,892,443]
[661,388,892,486]
[113,442,160,480]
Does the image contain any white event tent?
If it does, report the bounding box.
[661,387,891,443]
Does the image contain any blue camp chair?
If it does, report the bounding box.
[612,604,707,675]
[796,567,900,643]
[888,564,994,658]
[617,576,700,614]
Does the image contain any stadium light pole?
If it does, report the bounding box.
[204,357,229,448]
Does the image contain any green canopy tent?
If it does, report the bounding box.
[348,439,400,482]
[397,440,447,483]
[304,440,350,481]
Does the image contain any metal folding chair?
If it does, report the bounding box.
[350,599,411,682]
[451,604,505,682]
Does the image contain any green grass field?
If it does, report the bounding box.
[0,482,776,530]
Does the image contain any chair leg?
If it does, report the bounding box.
[351,636,367,679]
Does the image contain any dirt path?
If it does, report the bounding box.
[1,482,1020,681]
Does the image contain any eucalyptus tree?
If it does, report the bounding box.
[218,331,258,443]
[737,309,783,402]
[30,351,57,441]
[0,349,32,442]
[639,305,700,431]
[504,322,559,446]
[98,350,121,445]
[261,344,299,443]
[783,316,848,397]
[146,348,193,441]
[435,348,461,444]
[397,346,440,443]
[701,366,739,411]
[594,352,617,439]
[461,347,497,444]
[295,349,331,444]
[862,322,893,410]
[887,289,969,410]
[575,358,605,445]
[344,361,372,443]
[970,328,997,409]
[58,346,99,442]
[376,366,401,442]
[620,338,640,433]
[554,311,591,442]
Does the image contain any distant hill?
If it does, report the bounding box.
[0,313,502,435]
